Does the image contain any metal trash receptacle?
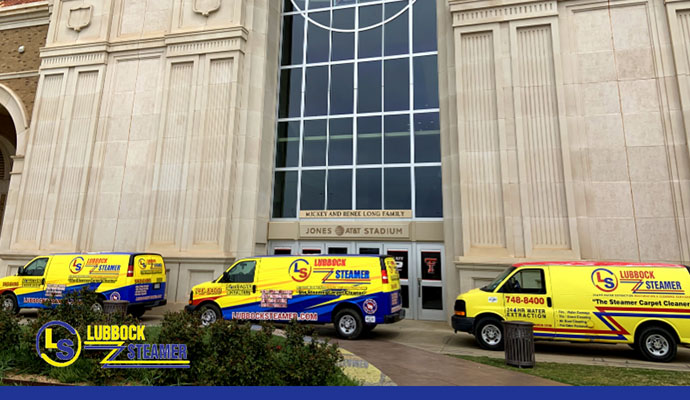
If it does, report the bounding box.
[502,320,535,368]
[103,300,129,316]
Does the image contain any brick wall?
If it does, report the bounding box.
[2,76,39,118]
[0,25,46,74]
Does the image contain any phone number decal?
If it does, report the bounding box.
[505,296,545,305]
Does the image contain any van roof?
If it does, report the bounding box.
[49,252,163,256]
[513,261,686,268]
[255,254,389,258]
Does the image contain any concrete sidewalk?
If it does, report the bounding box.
[319,319,690,372]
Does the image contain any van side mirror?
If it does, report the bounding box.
[17,267,24,276]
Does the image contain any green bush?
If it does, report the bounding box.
[0,309,21,353]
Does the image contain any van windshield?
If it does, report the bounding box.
[480,267,516,292]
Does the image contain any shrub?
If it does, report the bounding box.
[277,322,344,386]
[154,310,206,385]
[0,309,21,353]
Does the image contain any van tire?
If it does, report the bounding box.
[637,326,677,362]
[334,308,364,340]
[1,293,18,315]
[199,303,222,326]
[129,306,146,319]
[475,317,504,351]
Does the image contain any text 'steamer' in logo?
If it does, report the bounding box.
[591,268,618,292]
[69,256,85,275]
[363,299,377,315]
[35,321,82,367]
[289,258,311,282]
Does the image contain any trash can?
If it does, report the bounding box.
[502,320,535,368]
[103,300,129,316]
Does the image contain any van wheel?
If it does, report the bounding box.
[1,293,18,315]
[199,303,222,326]
[334,308,364,340]
[129,306,146,319]
[475,317,504,351]
[637,326,677,362]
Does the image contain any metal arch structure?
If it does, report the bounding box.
[289,0,418,33]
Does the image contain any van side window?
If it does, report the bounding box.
[500,269,545,294]
[220,261,256,283]
[21,258,49,277]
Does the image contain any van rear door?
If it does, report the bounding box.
[131,254,166,303]
[381,256,402,313]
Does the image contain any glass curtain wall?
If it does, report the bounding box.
[273,0,441,219]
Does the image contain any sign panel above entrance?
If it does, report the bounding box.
[299,210,412,219]
[300,222,410,240]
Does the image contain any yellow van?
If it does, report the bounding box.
[185,255,404,339]
[452,262,690,362]
[0,253,167,317]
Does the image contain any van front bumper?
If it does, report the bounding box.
[452,315,474,333]
[384,309,405,324]
[184,304,197,313]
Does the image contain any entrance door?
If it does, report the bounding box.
[414,244,445,320]
[383,244,413,318]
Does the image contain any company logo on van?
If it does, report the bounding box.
[69,257,85,275]
[592,268,618,292]
[289,259,311,282]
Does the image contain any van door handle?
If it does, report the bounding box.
[547,297,552,307]
[41,278,45,285]
[252,285,256,294]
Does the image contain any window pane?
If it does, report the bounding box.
[415,166,442,217]
[330,63,354,115]
[327,169,352,210]
[413,55,439,109]
[306,12,330,63]
[421,251,442,280]
[384,2,408,56]
[356,168,381,209]
[301,170,326,210]
[421,286,443,310]
[384,167,411,209]
[357,61,381,113]
[329,118,353,165]
[303,119,327,166]
[384,114,410,164]
[384,58,409,111]
[278,68,302,118]
[272,171,298,218]
[332,8,354,61]
[284,0,305,12]
[304,66,328,116]
[357,116,381,165]
[413,0,437,53]
[281,15,304,66]
[414,112,440,163]
[358,5,382,58]
[308,0,330,9]
[276,121,301,168]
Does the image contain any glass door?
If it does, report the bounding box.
[414,244,445,321]
[383,244,413,319]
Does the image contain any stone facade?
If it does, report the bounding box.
[440,0,690,314]
[0,0,282,304]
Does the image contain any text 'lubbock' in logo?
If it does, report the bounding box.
[289,258,311,282]
[36,321,189,368]
[591,268,618,292]
[69,256,85,274]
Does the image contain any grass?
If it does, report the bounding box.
[455,355,690,386]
